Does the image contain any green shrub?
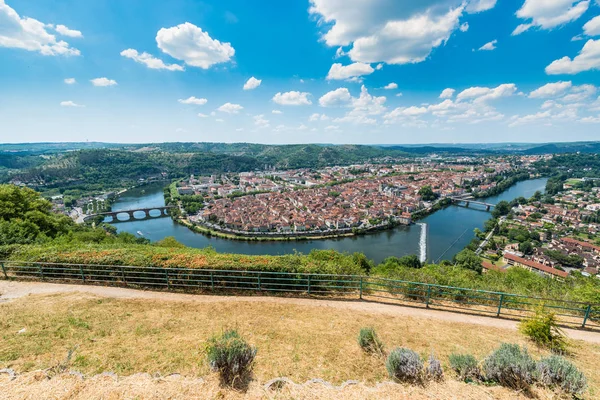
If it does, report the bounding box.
[449,353,480,382]
[357,327,384,355]
[483,343,537,390]
[385,348,423,383]
[206,329,256,385]
[537,355,586,395]
[519,308,568,354]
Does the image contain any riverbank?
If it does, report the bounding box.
[176,218,396,242]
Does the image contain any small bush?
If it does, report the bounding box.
[426,352,444,382]
[385,348,424,383]
[519,308,568,354]
[357,327,384,355]
[449,353,480,382]
[538,355,587,395]
[206,329,257,385]
[483,343,537,390]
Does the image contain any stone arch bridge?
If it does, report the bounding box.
[84,206,175,223]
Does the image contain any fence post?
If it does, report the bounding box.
[497,294,505,317]
[307,274,311,295]
[359,277,363,299]
[1,262,7,279]
[210,271,214,290]
[121,267,127,286]
[425,285,432,308]
[38,264,44,280]
[582,304,592,329]
[165,269,170,290]
[79,265,85,282]
[257,273,261,291]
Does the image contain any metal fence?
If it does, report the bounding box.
[1,261,598,330]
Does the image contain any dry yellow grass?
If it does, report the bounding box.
[0,292,599,399]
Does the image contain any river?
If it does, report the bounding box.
[108,178,548,264]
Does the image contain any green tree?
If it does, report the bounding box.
[454,249,483,273]
[418,186,439,201]
[492,200,511,218]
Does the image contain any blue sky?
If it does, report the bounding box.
[2,0,600,144]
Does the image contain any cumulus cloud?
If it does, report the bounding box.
[156,22,235,69]
[178,96,208,105]
[309,113,330,121]
[120,48,184,71]
[253,114,270,128]
[90,77,117,87]
[64,78,76,84]
[0,1,80,56]
[509,111,551,127]
[583,15,600,36]
[546,39,600,74]
[457,83,517,103]
[512,0,590,35]
[319,88,353,107]
[197,113,209,118]
[439,88,455,98]
[309,0,495,65]
[529,81,572,98]
[383,82,398,90]
[272,110,282,114]
[55,24,83,38]
[460,22,469,32]
[243,76,262,90]
[217,102,244,113]
[332,86,387,124]
[60,100,84,107]
[272,91,312,105]
[478,39,497,51]
[326,62,374,80]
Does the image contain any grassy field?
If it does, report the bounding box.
[1,292,599,399]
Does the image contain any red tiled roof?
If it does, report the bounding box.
[482,261,505,272]
[504,253,568,278]
[561,237,600,252]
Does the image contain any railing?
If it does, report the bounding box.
[1,261,598,330]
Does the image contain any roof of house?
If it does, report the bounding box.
[503,253,568,278]
[482,260,505,273]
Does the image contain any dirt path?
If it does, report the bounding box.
[2,280,599,344]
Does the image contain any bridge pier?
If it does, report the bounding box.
[465,201,469,207]
[486,205,490,211]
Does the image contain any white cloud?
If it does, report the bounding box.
[325,125,340,131]
[509,111,551,127]
[309,113,330,121]
[217,102,243,113]
[457,83,517,103]
[478,39,497,51]
[178,96,208,105]
[243,77,262,90]
[90,77,117,87]
[579,115,600,123]
[383,82,398,90]
[583,15,600,36]
[466,0,497,13]
[272,91,312,106]
[546,39,600,74]
[272,110,282,114]
[529,81,572,98]
[309,0,495,65]
[197,113,209,118]
[460,22,469,32]
[64,78,76,84]
[512,24,533,35]
[319,88,353,107]
[55,24,82,38]
[156,22,235,69]
[439,88,455,98]
[560,84,596,102]
[120,49,184,71]
[215,118,225,122]
[0,1,80,56]
[513,0,590,34]
[60,100,83,107]
[326,62,374,80]
[253,114,270,128]
[333,85,387,124]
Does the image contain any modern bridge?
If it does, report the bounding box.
[83,206,175,223]
[449,195,496,211]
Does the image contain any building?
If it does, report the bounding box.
[503,253,568,279]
